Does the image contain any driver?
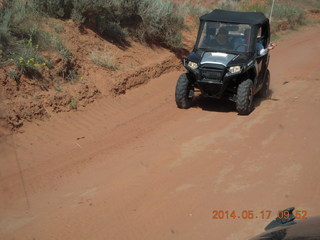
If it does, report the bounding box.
[214,28,232,49]
[201,27,232,50]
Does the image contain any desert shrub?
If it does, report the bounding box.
[53,24,64,33]
[0,8,11,50]
[219,0,269,13]
[242,2,269,14]
[70,97,79,109]
[13,38,47,77]
[216,0,305,32]
[0,0,69,46]
[8,69,21,82]
[292,0,320,9]
[28,0,73,18]
[0,0,80,81]
[0,1,23,56]
[272,3,305,29]
[218,0,242,11]
[184,1,210,21]
[65,69,77,82]
[0,0,42,42]
[30,0,186,48]
[0,0,38,64]
[136,0,185,47]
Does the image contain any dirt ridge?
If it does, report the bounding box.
[0,51,183,131]
[111,55,183,95]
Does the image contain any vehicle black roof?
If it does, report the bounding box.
[200,9,269,25]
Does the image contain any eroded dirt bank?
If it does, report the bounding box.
[0,26,320,240]
[0,17,188,131]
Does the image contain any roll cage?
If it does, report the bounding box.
[194,9,270,55]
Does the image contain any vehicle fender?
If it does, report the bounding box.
[182,69,197,84]
[241,64,257,85]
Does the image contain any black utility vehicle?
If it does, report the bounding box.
[175,9,271,115]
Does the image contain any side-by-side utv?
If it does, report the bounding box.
[175,9,271,115]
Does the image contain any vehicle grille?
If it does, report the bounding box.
[201,70,223,79]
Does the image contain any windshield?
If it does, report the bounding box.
[197,22,253,53]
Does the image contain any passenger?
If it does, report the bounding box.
[237,29,277,54]
[201,27,232,50]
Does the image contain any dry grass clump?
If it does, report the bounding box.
[89,51,118,71]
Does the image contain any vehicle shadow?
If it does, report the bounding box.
[191,95,236,113]
[253,89,277,109]
[191,89,276,114]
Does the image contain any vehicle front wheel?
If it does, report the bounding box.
[175,73,194,109]
[236,79,254,115]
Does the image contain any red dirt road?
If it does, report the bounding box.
[1,26,320,240]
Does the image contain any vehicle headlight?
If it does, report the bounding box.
[188,61,198,69]
[229,66,242,74]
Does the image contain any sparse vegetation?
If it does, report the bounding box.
[54,85,62,92]
[70,97,79,110]
[8,69,21,82]
[53,24,64,33]
[292,0,320,9]
[89,51,118,70]
[65,69,77,82]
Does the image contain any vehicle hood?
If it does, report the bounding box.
[188,51,254,67]
[188,51,253,68]
[200,52,237,66]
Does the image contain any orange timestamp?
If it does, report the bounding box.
[211,210,308,220]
